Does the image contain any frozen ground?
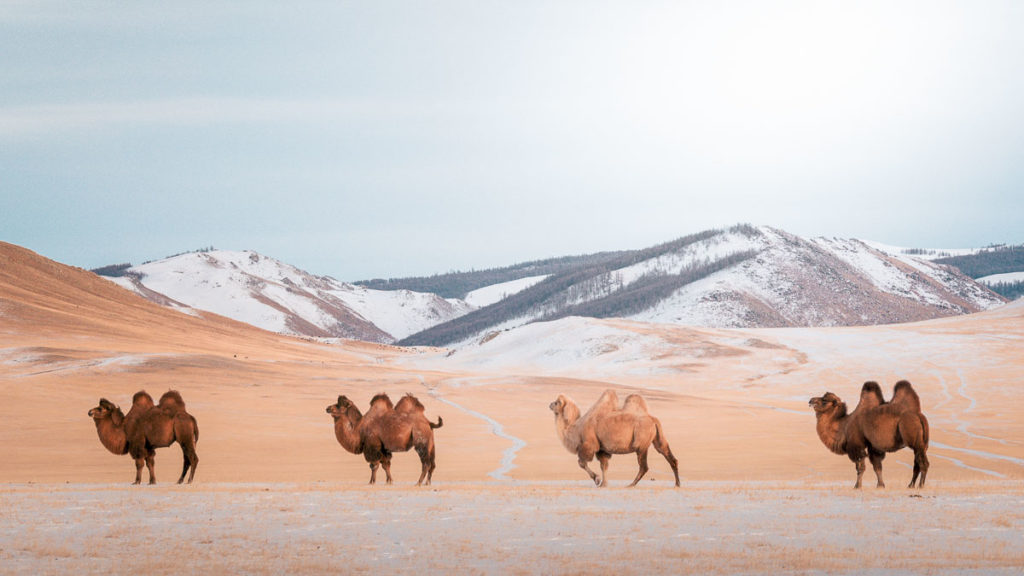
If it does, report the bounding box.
[2,482,1022,575]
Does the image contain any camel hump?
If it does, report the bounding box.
[858,381,885,409]
[158,390,186,414]
[132,390,155,410]
[395,393,425,413]
[890,380,921,412]
[594,389,620,412]
[369,393,394,410]
[622,394,650,414]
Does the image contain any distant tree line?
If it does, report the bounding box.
[984,280,1024,301]
[355,252,630,299]
[90,263,132,277]
[397,226,755,347]
[902,248,953,258]
[935,244,1024,279]
[540,250,758,321]
[140,246,216,266]
[360,224,762,300]
[91,246,216,276]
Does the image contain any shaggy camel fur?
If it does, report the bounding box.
[550,390,679,487]
[89,390,199,485]
[88,390,153,457]
[326,393,442,486]
[809,380,930,489]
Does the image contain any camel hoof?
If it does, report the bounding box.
[131,481,140,486]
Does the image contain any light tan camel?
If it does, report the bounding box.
[550,390,680,487]
[89,390,199,485]
[809,380,929,489]
[325,393,442,486]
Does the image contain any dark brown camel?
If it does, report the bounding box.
[89,390,199,484]
[550,390,680,487]
[325,393,442,486]
[809,380,929,489]
[88,390,154,457]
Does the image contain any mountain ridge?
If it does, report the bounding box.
[79,224,1008,347]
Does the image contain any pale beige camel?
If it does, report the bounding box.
[550,390,679,487]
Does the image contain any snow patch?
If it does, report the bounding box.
[465,275,548,308]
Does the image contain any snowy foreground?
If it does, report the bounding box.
[2,482,1021,575]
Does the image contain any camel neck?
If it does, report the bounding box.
[334,416,362,454]
[815,412,844,455]
[554,409,579,453]
[95,418,128,455]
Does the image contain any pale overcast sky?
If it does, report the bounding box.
[2,1,1022,280]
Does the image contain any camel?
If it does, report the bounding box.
[550,390,680,487]
[809,380,930,489]
[88,390,154,456]
[88,390,199,485]
[326,392,442,486]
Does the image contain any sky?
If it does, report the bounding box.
[2,1,1023,281]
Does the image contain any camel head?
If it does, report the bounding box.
[808,392,846,418]
[326,395,360,421]
[88,398,124,426]
[549,395,568,415]
[549,394,580,424]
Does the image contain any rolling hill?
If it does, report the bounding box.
[399,225,1004,346]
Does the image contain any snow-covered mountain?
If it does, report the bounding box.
[631,227,1002,328]
[106,250,474,343]
[400,225,1005,347]
[100,226,1006,347]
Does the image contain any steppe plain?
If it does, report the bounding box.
[2,243,1023,574]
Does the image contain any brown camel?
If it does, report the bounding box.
[88,390,199,485]
[550,390,680,487]
[88,390,154,457]
[809,380,929,489]
[325,392,442,486]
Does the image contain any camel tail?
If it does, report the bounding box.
[920,412,929,447]
[191,414,200,443]
[430,415,443,430]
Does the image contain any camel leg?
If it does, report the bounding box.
[368,461,379,485]
[597,451,612,487]
[426,446,436,486]
[852,456,866,489]
[414,447,429,487]
[415,444,436,487]
[179,446,198,484]
[177,449,190,484]
[133,457,145,485]
[628,449,649,487]
[145,452,156,485]
[911,449,929,488]
[381,455,394,485]
[578,456,600,486]
[186,448,198,484]
[868,449,886,488]
[653,438,680,487]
